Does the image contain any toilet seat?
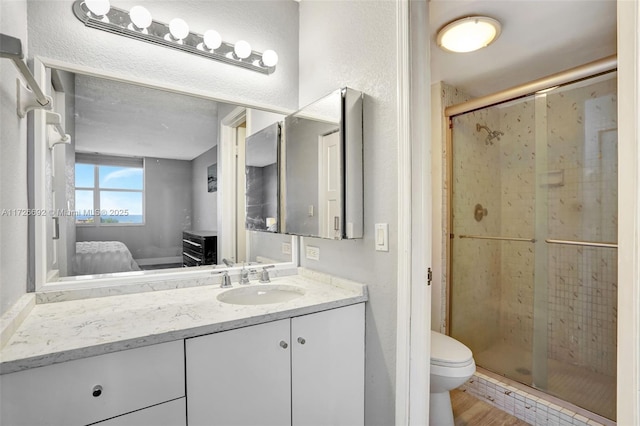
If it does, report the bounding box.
[430,331,473,368]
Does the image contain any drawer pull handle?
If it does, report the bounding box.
[182,239,202,247]
[183,252,202,262]
[92,385,103,397]
[279,340,288,349]
[297,337,306,345]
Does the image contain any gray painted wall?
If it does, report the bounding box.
[191,147,217,232]
[298,2,399,424]
[0,0,29,316]
[76,157,193,262]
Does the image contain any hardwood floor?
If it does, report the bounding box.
[451,389,530,425]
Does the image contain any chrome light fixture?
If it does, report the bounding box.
[72,0,279,74]
[437,16,501,53]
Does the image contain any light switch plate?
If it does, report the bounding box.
[305,245,320,261]
[375,223,389,252]
[282,242,291,255]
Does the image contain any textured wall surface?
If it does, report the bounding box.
[191,147,217,232]
[298,1,398,424]
[0,1,29,316]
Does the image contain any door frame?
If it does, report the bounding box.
[395,0,432,424]
[218,107,246,263]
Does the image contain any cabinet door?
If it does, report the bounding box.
[291,303,365,426]
[94,397,186,426]
[186,319,291,426]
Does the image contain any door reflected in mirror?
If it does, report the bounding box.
[282,88,363,239]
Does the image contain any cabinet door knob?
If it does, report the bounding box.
[297,337,306,345]
[279,340,288,349]
[92,385,103,397]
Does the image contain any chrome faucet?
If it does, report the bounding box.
[259,265,275,283]
[213,271,232,288]
[240,263,250,285]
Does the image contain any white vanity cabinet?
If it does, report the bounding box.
[185,303,365,426]
[0,340,185,426]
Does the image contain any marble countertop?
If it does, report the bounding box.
[0,269,367,374]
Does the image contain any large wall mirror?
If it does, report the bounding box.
[36,63,296,286]
[282,88,363,239]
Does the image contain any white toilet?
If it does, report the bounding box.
[430,331,476,426]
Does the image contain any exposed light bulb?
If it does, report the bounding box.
[234,40,251,59]
[169,18,189,41]
[85,0,110,17]
[203,30,222,50]
[261,50,278,67]
[129,5,152,30]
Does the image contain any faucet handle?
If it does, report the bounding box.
[259,265,275,283]
[213,271,233,288]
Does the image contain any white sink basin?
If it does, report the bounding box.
[217,284,305,305]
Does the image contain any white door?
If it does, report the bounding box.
[318,130,342,239]
[185,319,291,426]
[291,304,365,426]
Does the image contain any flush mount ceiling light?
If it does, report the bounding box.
[437,16,501,53]
[72,0,278,74]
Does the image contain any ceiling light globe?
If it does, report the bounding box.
[169,18,190,40]
[85,0,110,16]
[234,40,252,59]
[203,30,222,50]
[437,16,501,53]
[129,5,152,30]
[261,50,278,67]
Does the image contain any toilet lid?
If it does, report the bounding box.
[431,331,473,367]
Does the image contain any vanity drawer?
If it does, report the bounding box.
[0,340,185,426]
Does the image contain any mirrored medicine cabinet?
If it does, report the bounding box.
[280,88,364,240]
[244,87,364,241]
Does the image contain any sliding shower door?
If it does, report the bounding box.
[449,72,617,420]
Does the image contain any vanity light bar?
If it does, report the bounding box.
[72,1,277,75]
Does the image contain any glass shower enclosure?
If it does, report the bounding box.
[449,72,617,420]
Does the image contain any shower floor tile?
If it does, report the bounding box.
[474,343,615,421]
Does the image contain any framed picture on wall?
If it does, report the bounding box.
[207,163,217,193]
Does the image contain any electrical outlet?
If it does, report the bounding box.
[282,242,291,255]
[305,245,320,261]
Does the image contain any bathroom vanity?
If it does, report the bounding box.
[0,270,367,426]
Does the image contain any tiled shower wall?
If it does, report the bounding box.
[544,79,618,376]
[445,75,617,379]
[450,101,503,353]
